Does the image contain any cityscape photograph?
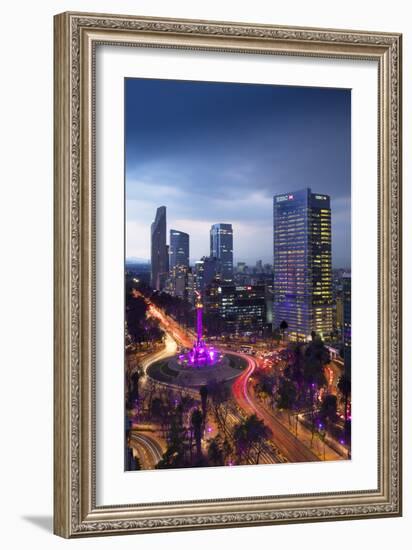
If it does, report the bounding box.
[124,78,352,471]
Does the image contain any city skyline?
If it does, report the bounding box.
[125,78,352,473]
[132,196,350,272]
[126,78,351,267]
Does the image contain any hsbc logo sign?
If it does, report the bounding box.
[276,194,294,202]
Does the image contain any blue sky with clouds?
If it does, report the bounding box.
[125,78,351,268]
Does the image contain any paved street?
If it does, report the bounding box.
[126,294,347,467]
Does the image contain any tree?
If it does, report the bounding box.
[279,320,288,342]
[150,291,194,330]
[337,373,351,443]
[276,378,297,427]
[126,292,162,346]
[305,335,330,372]
[255,372,276,406]
[134,455,142,470]
[207,435,224,466]
[207,379,231,433]
[303,337,329,444]
[222,438,234,465]
[337,373,351,422]
[146,380,157,417]
[156,413,187,469]
[191,408,203,460]
[156,447,183,469]
[150,396,163,421]
[199,385,208,428]
[179,393,196,422]
[128,365,143,407]
[233,414,270,464]
[272,328,281,347]
[319,394,338,434]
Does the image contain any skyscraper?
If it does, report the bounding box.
[168,230,190,299]
[150,206,168,290]
[219,285,266,334]
[342,273,351,376]
[195,256,219,293]
[210,223,233,283]
[255,260,263,272]
[273,188,333,341]
[169,230,189,269]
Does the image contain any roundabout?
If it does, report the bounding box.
[147,351,247,389]
[146,294,247,388]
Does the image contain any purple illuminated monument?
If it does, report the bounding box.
[178,293,221,368]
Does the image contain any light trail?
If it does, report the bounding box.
[133,289,193,348]
[129,432,164,468]
[139,333,177,376]
[131,290,323,464]
[231,351,320,463]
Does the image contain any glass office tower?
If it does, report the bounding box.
[273,188,333,341]
[169,230,189,269]
[168,230,190,299]
[195,256,219,293]
[219,285,266,334]
[210,223,233,283]
[342,273,351,376]
[150,206,168,290]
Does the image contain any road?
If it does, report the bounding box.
[131,290,339,464]
[139,333,177,375]
[129,431,165,469]
[324,361,343,395]
[133,289,193,348]
[140,297,285,464]
[231,351,321,463]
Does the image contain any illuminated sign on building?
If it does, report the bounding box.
[276,194,295,202]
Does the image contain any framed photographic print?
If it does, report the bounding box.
[53,12,402,537]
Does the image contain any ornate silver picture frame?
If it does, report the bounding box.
[53,11,402,538]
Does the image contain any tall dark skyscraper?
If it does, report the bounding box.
[273,188,333,341]
[210,223,233,283]
[150,206,168,290]
[169,230,189,269]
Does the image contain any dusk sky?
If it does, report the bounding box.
[125,78,351,268]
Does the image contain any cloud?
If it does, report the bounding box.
[125,80,351,267]
[126,220,151,260]
[331,196,351,267]
[126,185,351,268]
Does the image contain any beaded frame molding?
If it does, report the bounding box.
[54,12,402,538]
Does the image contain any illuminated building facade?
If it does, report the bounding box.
[195,256,219,293]
[168,229,190,299]
[185,268,196,305]
[169,265,187,299]
[342,273,351,376]
[210,223,233,283]
[169,230,189,269]
[150,206,169,290]
[219,285,266,334]
[204,281,221,315]
[273,188,333,341]
[335,296,344,329]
